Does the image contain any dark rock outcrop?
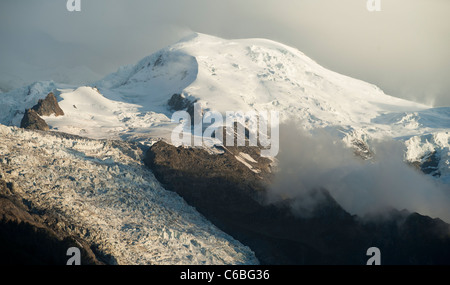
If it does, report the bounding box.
[144,141,450,265]
[144,141,362,264]
[420,151,441,177]
[362,210,450,265]
[168,93,198,120]
[410,151,442,177]
[20,109,50,131]
[351,139,373,160]
[32,92,65,117]
[20,92,65,131]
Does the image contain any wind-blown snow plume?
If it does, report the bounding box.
[268,123,450,222]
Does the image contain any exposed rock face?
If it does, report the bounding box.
[168,93,189,111]
[32,92,65,117]
[420,151,441,177]
[362,210,450,265]
[144,140,273,199]
[20,109,49,131]
[410,151,442,177]
[0,177,102,265]
[20,92,65,131]
[168,93,198,120]
[144,141,450,265]
[144,141,358,264]
[351,139,373,160]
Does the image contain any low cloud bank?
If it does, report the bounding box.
[267,123,450,222]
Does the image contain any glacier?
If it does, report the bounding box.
[1,33,448,182]
[0,32,449,264]
[0,125,259,265]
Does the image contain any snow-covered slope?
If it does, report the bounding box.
[1,33,449,182]
[94,33,436,132]
[0,32,449,264]
[0,125,258,265]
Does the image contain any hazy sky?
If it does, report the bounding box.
[1,0,449,106]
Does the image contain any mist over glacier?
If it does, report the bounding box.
[267,123,450,222]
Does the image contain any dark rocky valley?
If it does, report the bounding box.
[144,140,450,265]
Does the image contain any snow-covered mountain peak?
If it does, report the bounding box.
[1,33,449,182]
[1,32,450,265]
[97,32,430,126]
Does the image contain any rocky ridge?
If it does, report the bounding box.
[20,92,65,131]
[144,140,450,265]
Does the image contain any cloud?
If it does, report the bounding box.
[267,123,450,222]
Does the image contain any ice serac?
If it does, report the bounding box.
[0,177,102,265]
[0,125,259,265]
[0,32,449,265]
